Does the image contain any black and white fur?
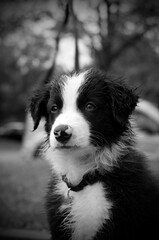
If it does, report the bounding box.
[29,68,159,240]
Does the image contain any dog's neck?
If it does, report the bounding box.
[47,146,98,186]
[62,174,89,192]
[46,137,131,188]
[62,170,102,192]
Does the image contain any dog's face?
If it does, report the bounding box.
[29,68,138,152]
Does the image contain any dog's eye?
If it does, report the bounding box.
[85,102,97,112]
[51,104,58,113]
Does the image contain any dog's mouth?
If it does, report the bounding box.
[55,145,79,150]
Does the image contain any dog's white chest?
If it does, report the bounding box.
[58,181,112,240]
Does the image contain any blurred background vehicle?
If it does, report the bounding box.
[0,122,24,141]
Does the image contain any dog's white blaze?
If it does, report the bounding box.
[57,181,112,240]
[62,73,86,112]
[49,72,90,149]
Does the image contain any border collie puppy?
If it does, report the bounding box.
[29,68,159,240]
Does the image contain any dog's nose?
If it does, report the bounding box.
[54,124,72,143]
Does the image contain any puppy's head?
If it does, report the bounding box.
[29,68,138,152]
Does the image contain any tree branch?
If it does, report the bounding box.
[42,1,70,85]
[111,22,158,61]
[69,0,80,71]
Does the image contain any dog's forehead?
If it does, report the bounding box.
[61,71,87,106]
[85,68,107,82]
[50,69,109,100]
[65,71,87,92]
[51,71,85,89]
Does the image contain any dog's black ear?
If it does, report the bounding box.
[110,82,138,126]
[28,84,50,131]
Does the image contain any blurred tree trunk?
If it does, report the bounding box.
[93,0,159,71]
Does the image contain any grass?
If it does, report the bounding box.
[0,134,159,232]
[0,139,50,231]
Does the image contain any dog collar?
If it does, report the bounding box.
[62,175,89,192]
[62,170,101,192]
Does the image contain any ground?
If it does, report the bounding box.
[0,134,159,232]
[0,139,49,232]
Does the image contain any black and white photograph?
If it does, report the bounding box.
[0,1,159,240]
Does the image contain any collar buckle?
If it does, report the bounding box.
[67,188,73,200]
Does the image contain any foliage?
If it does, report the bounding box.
[0,0,56,123]
[0,0,159,124]
[86,0,159,104]
[91,0,159,69]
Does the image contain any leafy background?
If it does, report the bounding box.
[0,0,159,124]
